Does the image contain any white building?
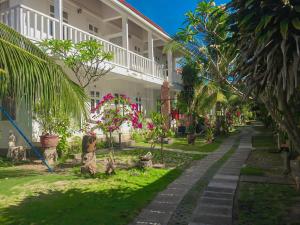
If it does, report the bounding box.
[0,0,182,148]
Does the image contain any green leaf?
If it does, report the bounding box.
[280,20,289,39]
[292,17,300,30]
[295,6,300,13]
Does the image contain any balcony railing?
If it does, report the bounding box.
[0,5,166,80]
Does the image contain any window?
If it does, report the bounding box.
[49,5,68,37]
[0,1,9,12]
[134,46,141,53]
[136,97,142,112]
[1,96,16,121]
[90,91,100,113]
[88,24,99,35]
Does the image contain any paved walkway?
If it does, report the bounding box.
[130,127,254,225]
[189,127,253,225]
[130,131,242,225]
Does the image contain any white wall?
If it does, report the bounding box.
[0,101,32,149]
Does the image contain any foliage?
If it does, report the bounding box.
[69,136,82,154]
[40,39,113,88]
[91,93,143,136]
[226,0,300,151]
[177,62,200,114]
[146,113,174,163]
[131,131,146,143]
[0,23,87,117]
[55,116,72,157]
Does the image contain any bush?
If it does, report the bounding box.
[68,136,82,155]
[131,131,145,143]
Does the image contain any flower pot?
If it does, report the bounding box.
[40,135,59,148]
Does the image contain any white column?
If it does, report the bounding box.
[167,51,173,83]
[148,31,154,75]
[122,15,129,68]
[54,0,63,40]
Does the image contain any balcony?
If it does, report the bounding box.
[0,5,167,82]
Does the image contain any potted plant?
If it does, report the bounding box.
[34,105,60,149]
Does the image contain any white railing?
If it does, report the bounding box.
[129,52,152,75]
[62,23,127,67]
[0,5,166,81]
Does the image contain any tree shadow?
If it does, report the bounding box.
[0,169,44,179]
[0,169,181,225]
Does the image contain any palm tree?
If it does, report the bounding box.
[0,22,87,117]
[227,0,300,151]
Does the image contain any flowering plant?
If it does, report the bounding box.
[90,93,143,141]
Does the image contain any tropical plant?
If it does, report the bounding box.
[226,0,300,151]
[164,0,243,97]
[146,113,173,164]
[0,22,87,116]
[40,39,113,88]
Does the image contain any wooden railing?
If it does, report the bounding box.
[0,5,167,81]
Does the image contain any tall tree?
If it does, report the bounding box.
[0,23,87,117]
[226,0,300,151]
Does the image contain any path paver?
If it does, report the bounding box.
[189,128,254,225]
[130,134,240,225]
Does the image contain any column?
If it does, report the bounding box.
[122,15,129,68]
[148,31,154,75]
[54,0,63,39]
[167,51,173,83]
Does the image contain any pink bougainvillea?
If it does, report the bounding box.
[89,93,144,134]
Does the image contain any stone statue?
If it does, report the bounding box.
[7,131,26,162]
[81,135,97,175]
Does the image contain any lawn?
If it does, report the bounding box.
[238,124,300,225]
[134,130,239,153]
[0,148,204,225]
[238,183,299,225]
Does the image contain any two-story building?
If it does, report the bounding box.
[0,0,183,147]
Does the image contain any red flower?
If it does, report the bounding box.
[147,122,154,130]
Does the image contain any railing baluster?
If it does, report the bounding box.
[40,15,44,39]
[26,10,30,37]
[34,12,37,39]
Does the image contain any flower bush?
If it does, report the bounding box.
[90,93,143,148]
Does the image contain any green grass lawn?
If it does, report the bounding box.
[238,124,300,225]
[0,148,205,225]
[134,130,239,153]
[238,183,299,225]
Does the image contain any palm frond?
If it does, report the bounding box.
[0,22,87,118]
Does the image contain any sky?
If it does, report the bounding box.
[126,0,230,36]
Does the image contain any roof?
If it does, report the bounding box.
[117,0,169,37]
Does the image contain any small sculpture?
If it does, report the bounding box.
[139,152,153,168]
[81,135,97,175]
[7,131,26,162]
[105,155,116,175]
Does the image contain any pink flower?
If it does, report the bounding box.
[130,103,138,111]
[147,122,154,130]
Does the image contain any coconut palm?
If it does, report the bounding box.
[0,22,87,117]
[227,0,300,151]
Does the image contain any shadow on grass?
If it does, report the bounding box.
[0,169,44,179]
[0,168,181,225]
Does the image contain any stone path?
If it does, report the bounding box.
[189,128,253,225]
[130,132,241,225]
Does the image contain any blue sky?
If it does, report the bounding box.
[126,0,229,36]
